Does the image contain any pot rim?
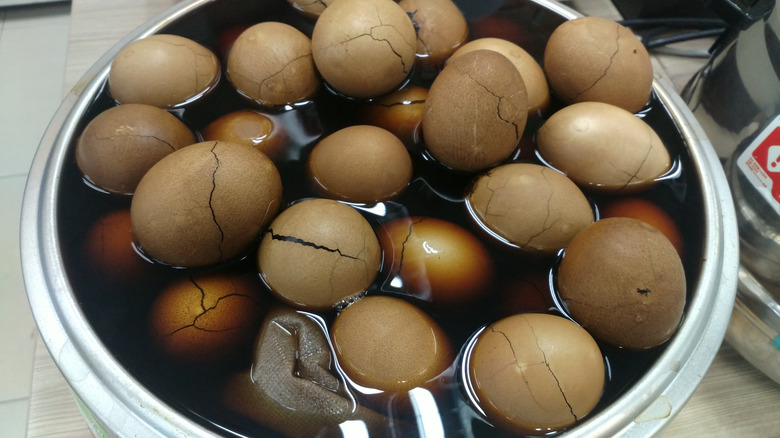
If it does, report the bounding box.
[20,0,739,436]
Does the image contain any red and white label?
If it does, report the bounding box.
[737,115,780,216]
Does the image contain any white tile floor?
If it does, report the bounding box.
[0,2,70,437]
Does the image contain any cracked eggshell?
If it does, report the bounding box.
[467,313,604,435]
[466,163,593,255]
[450,38,550,117]
[362,85,427,145]
[544,16,652,113]
[131,141,283,268]
[422,49,528,172]
[307,125,413,203]
[75,104,196,194]
[108,34,220,109]
[557,217,686,349]
[148,271,268,365]
[398,0,468,66]
[331,295,453,398]
[257,198,381,311]
[377,216,495,307]
[286,0,337,19]
[311,0,417,99]
[227,22,320,107]
[537,102,671,193]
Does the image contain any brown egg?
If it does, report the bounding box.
[307,125,413,203]
[422,50,528,172]
[600,197,684,257]
[537,102,672,193]
[108,34,220,108]
[75,104,195,194]
[257,198,382,311]
[227,22,319,107]
[466,163,594,255]
[450,38,551,117]
[362,85,427,145]
[311,0,417,98]
[131,141,282,268]
[148,271,267,364]
[82,209,149,285]
[331,295,453,396]
[467,313,604,435]
[494,268,555,317]
[215,24,250,60]
[398,0,468,66]
[377,216,495,306]
[285,0,337,19]
[544,16,653,113]
[201,110,288,160]
[557,217,686,349]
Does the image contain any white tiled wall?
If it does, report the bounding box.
[0,3,70,436]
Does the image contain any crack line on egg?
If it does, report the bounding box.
[396,217,424,277]
[266,229,363,260]
[208,143,225,261]
[465,70,520,141]
[481,169,557,247]
[610,126,656,192]
[519,169,559,246]
[92,133,178,151]
[298,0,328,10]
[481,171,506,217]
[407,9,432,55]
[526,320,578,422]
[333,5,414,75]
[255,53,313,95]
[154,39,216,92]
[164,278,261,335]
[491,327,547,409]
[572,23,621,100]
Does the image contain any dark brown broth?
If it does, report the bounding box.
[56,0,705,436]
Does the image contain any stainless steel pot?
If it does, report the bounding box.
[21,0,739,436]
